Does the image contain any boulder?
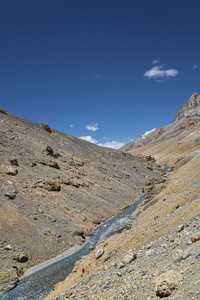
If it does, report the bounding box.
[95,248,104,259]
[4,244,12,250]
[40,123,52,133]
[155,270,179,297]
[191,232,200,243]
[4,191,16,199]
[123,250,137,264]
[10,158,19,166]
[0,108,7,114]
[176,224,184,232]
[17,253,29,263]
[48,161,60,169]
[38,181,61,191]
[6,167,18,176]
[45,146,54,156]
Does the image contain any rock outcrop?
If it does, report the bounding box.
[174,92,200,121]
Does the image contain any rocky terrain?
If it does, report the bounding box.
[45,93,200,300]
[0,108,165,293]
[121,92,200,167]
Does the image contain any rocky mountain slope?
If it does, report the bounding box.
[45,93,200,300]
[120,92,200,166]
[0,109,165,293]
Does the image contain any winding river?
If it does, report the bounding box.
[1,193,145,300]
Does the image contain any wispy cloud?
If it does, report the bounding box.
[152,59,159,64]
[79,136,98,144]
[192,64,198,69]
[86,123,99,132]
[144,64,178,81]
[98,140,125,150]
[70,124,74,128]
[127,138,134,143]
[79,135,125,149]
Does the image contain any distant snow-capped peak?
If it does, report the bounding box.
[141,128,156,139]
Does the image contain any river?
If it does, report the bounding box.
[1,193,145,300]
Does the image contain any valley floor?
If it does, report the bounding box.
[45,152,200,300]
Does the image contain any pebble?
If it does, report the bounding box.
[176,224,184,232]
[123,251,137,264]
[118,262,125,268]
[95,248,104,259]
[4,245,12,250]
[191,232,200,243]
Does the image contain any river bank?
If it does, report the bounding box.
[45,153,200,300]
[1,194,145,300]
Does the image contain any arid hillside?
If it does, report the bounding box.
[121,92,200,167]
[46,93,200,300]
[0,108,165,293]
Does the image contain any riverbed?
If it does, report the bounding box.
[1,193,145,300]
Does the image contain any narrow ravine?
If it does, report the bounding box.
[1,193,145,300]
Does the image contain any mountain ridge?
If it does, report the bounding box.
[120,92,200,166]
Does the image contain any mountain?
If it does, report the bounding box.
[120,92,200,167]
[174,92,200,121]
[0,109,165,293]
[45,93,200,300]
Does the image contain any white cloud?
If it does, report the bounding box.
[70,124,74,128]
[192,64,198,69]
[86,123,99,132]
[144,65,178,81]
[79,136,98,144]
[98,140,125,150]
[79,135,125,150]
[152,59,159,64]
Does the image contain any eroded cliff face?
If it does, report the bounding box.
[0,109,165,293]
[174,92,200,121]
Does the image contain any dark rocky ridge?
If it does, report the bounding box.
[0,109,165,292]
[174,92,200,121]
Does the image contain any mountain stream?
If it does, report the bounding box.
[1,193,145,300]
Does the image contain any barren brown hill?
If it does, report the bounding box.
[0,109,165,293]
[120,92,200,167]
[45,93,200,300]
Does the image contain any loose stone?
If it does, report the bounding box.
[191,233,200,243]
[123,251,137,264]
[95,248,104,259]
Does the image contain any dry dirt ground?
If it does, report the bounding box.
[0,109,165,293]
[45,151,200,300]
[1,93,200,299]
[45,95,200,300]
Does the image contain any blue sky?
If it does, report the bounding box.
[1,0,200,149]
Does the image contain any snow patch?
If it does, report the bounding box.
[141,128,156,140]
[144,128,156,136]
